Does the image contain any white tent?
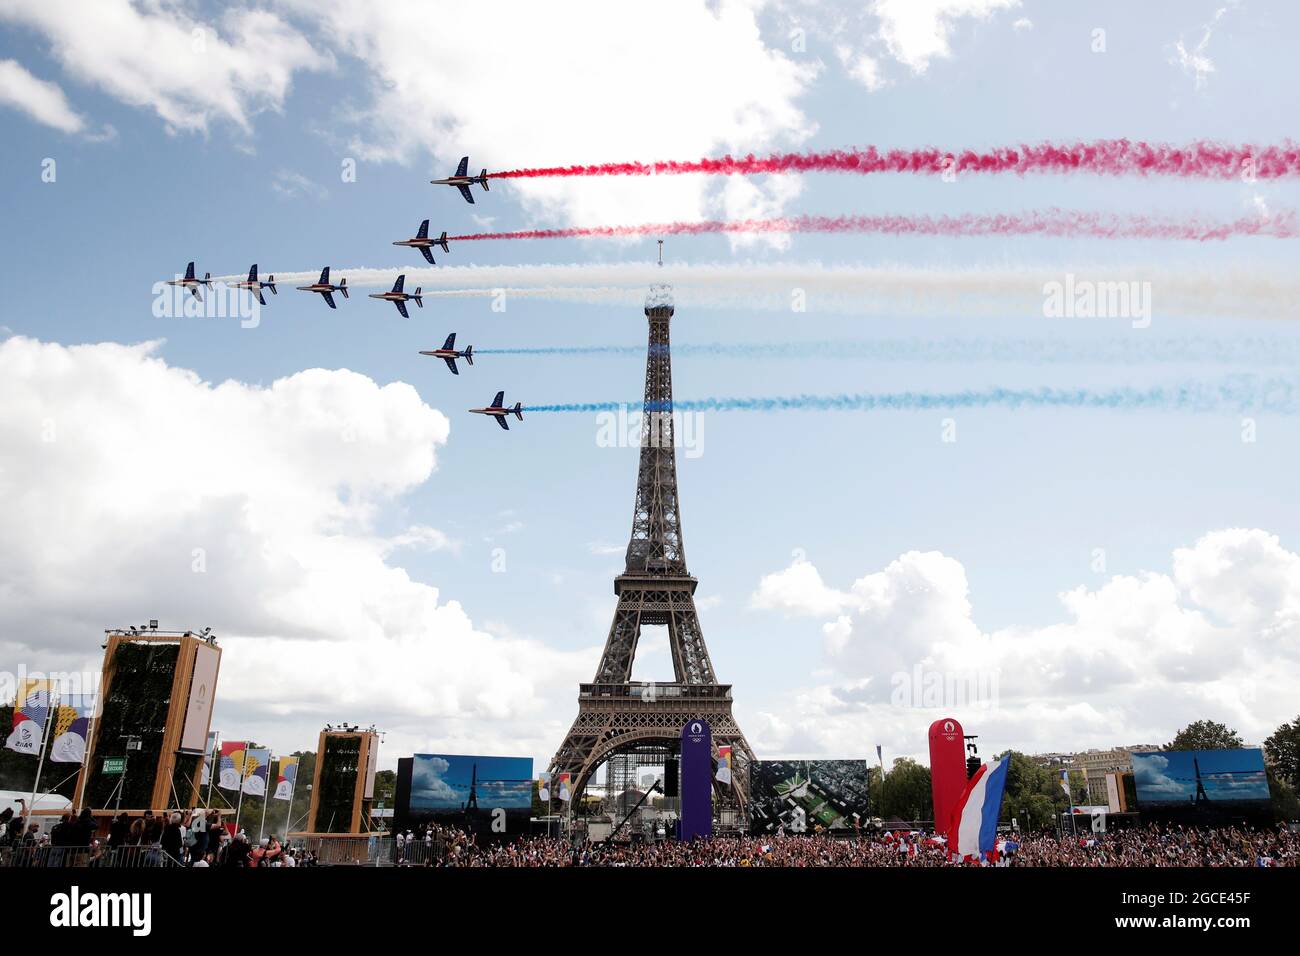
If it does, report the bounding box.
[0,789,73,815]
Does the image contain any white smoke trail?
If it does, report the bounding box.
[217,262,1300,318]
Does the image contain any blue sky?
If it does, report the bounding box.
[2,1,1299,772]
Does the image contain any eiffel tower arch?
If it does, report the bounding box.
[550,283,755,829]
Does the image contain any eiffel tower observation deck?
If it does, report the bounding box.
[549,281,755,827]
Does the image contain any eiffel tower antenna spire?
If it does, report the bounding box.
[657,238,663,267]
[550,280,754,828]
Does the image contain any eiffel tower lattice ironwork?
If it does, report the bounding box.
[550,283,755,823]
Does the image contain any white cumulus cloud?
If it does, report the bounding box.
[292,0,817,230]
[0,336,589,762]
[749,529,1300,760]
[0,0,332,134]
[751,556,850,617]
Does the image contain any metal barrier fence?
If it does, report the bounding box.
[0,844,186,868]
[290,835,395,866]
[392,838,447,866]
[286,835,448,866]
[1,837,423,868]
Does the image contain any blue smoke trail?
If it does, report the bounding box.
[478,337,1300,365]
[527,375,1300,415]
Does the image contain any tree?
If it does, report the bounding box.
[372,769,396,805]
[285,749,316,833]
[999,751,1072,828]
[1165,720,1243,751]
[866,765,884,814]
[877,757,932,822]
[0,704,76,800]
[369,768,396,832]
[1267,769,1300,822]
[1264,715,1300,790]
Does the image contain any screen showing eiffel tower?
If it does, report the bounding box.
[549,284,755,830]
[1131,749,1271,826]
[395,753,534,838]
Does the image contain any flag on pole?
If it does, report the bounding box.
[1059,768,1072,800]
[715,746,733,785]
[200,731,219,787]
[5,679,53,756]
[951,754,1011,859]
[273,756,299,801]
[49,693,95,763]
[537,772,551,802]
[557,772,573,802]
[218,741,247,791]
[241,749,271,796]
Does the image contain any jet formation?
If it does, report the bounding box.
[165,151,524,429]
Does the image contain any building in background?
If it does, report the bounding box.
[1029,752,1075,769]
[1073,745,1160,805]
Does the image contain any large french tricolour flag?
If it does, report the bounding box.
[950,754,1011,858]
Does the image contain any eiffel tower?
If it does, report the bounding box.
[549,281,755,824]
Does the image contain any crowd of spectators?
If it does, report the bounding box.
[0,801,317,867]
[398,822,1300,868]
[5,801,1295,868]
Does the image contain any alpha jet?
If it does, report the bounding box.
[469,390,523,430]
[419,333,473,375]
[393,219,450,264]
[369,274,423,318]
[296,266,349,309]
[167,261,213,300]
[431,156,490,204]
[232,264,278,306]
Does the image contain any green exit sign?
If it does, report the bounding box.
[102,757,126,775]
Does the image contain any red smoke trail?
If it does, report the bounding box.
[490,139,1300,180]
[449,210,1298,243]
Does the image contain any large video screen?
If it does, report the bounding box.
[1131,749,1271,825]
[394,753,534,839]
[749,760,871,834]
